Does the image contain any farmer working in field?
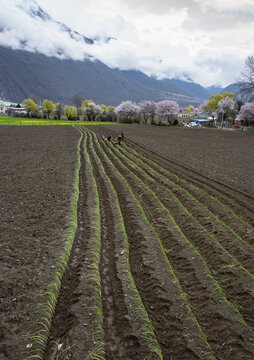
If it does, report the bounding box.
[116,134,122,145]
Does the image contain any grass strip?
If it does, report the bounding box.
[0,116,117,126]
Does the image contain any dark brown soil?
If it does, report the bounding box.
[87,125,254,359]
[0,126,80,359]
[99,124,254,197]
[1,124,254,360]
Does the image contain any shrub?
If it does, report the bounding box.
[119,117,133,124]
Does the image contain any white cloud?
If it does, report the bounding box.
[195,0,254,13]
[0,0,253,87]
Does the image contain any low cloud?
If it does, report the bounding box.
[0,0,253,87]
[0,1,95,60]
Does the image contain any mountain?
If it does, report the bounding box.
[224,83,254,102]
[205,85,224,96]
[165,79,210,100]
[17,0,94,45]
[0,0,234,107]
[0,46,207,106]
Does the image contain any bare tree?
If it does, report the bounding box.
[239,56,254,100]
[72,94,83,115]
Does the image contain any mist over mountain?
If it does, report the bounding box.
[0,46,207,106]
[17,0,94,45]
[0,0,238,106]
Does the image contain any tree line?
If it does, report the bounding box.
[18,54,254,126]
[20,95,181,124]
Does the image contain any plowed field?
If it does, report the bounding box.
[1,125,254,360]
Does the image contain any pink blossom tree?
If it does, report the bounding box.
[115,101,138,119]
[83,102,103,121]
[235,102,254,125]
[217,96,236,126]
[156,100,180,124]
[199,102,208,112]
[138,100,156,124]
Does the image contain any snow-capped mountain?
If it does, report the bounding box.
[17,0,51,21]
[0,0,232,106]
[17,0,94,44]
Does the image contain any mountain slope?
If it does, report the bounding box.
[0,46,204,106]
[165,79,210,100]
[0,0,226,106]
[205,85,224,96]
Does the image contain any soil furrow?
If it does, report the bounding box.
[96,125,254,222]
[88,129,215,359]
[84,129,162,360]
[118,142,254,247]
[106,139,254,330]
[124,137,254,215]
[42,134,93,359]
[93,132,254,360]
[110,140,254,270]
[86,136,142,360]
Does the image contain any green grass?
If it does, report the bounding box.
[0,116,118,126]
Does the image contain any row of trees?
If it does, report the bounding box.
[21,94,254,126]
[21,96,181,124]
[21,97,116,121]
[115,100,179,124]
[201,91,254,126]
[20,55,254,125]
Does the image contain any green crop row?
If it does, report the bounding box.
[117,144,254,282]
[79,130,105,360]
[83,128,163,359]
[122,143,253,231]
[98,132,253,334]
[88,129,217,359]
[25,132,83,359]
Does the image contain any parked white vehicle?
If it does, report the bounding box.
[185,121,197,127]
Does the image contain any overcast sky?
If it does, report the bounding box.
[1,0,254,87]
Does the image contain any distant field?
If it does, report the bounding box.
[0,116,115,126]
